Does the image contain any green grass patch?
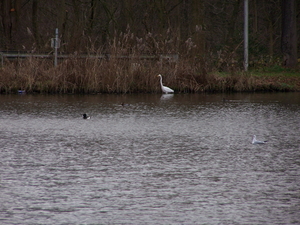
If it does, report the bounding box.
[250,65,300,77]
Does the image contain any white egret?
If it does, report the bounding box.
[82,113,91,119]
[157,74,174,94]
[252,135,267,144]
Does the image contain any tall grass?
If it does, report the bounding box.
[0,54,299,94]
[0,30,299,93]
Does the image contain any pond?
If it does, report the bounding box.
[0,93,299,224]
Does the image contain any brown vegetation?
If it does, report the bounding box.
[1,0,299,94]
[1,53,299,94]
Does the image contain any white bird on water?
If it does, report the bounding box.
[157,74,174,94]
[252,135,267,144]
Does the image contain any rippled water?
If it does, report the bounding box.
[0,93,299,224]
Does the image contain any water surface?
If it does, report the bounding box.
[0,93,299,224]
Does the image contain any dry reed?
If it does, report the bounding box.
[0,55,298,94]
[0,29,298,93]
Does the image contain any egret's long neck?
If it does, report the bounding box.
[159,76,163,87]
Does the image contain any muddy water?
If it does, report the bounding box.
[0,93,299,224]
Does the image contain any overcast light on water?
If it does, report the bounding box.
[0,93,299,224]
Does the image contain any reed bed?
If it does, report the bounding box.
[0,54,299,94]
[1,28,299,94]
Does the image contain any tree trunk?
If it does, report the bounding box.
[281,0,297,68]
[1,0,12,47]
[56,0,67,51]
[180,0,189,41]
[191,0,205,54]
[226,0,241,45]
[32,0,40,48]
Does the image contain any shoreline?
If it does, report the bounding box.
[1,74,299,94]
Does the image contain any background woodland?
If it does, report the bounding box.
[1,0,299,69]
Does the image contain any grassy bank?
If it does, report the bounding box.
[0,56,299,94]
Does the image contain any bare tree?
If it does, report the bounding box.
[281,0,297,67]
[1,0,21,47]
[32,0,40,48]
[0,0,298,68]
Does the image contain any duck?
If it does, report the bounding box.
[82,113,91,119]
[121,102,130,107]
